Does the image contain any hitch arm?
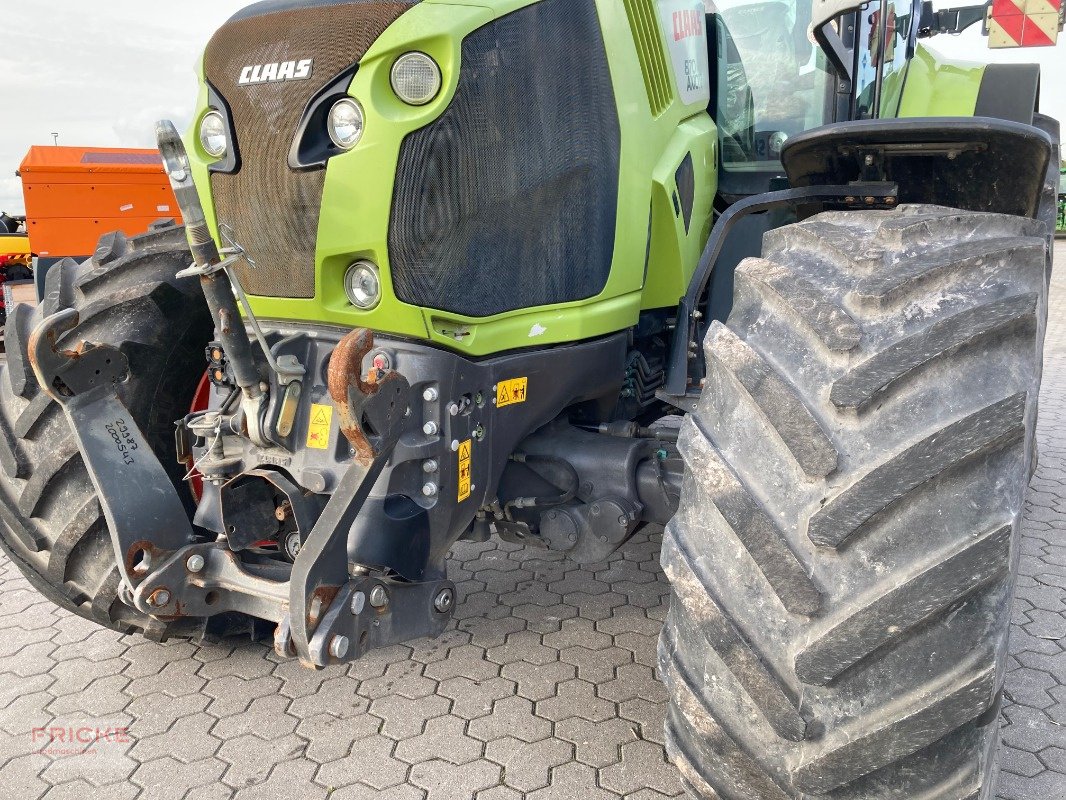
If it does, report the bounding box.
[287,328,412,666]
[28,309,196,592]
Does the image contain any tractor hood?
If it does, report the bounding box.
[202,0,418,299]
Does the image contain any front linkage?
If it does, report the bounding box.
[26,125,433,667]
[27,123,679,668]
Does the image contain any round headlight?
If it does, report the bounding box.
[328,98,365,150]
[344,261,381,309]
[390,53,442,106]
[199,110,228,158]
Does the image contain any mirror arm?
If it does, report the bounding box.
[917,1,989,38]
[815,22,854,90]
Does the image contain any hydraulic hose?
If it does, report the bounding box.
[156,120,263,401]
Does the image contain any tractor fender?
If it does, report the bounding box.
[781,116,1054,221]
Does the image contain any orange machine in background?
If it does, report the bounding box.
[18,146,181,261]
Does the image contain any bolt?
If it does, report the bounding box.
[451,440,461,452]
[433,588,454,613]
[423,387,439,402]
[591,503,601,517]
[618,515,629,527]
[423,459,439,473]
[423,421,439,436]
[864,154,874,166]
[568,533,577,543]
[329,635,350,660]
[599,535,609,543]
[148,588,171,608]
[422,482,438,497]
[284,531,301,561]
[447,402,460,416]
[351,591,366,615]
[369,585,389,608]
[186,554,205,573]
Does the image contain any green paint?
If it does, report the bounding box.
[896,44,986,119]
[185,0,718,357]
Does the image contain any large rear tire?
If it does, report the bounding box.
[661,205,1049,798]
[0,223,213,640]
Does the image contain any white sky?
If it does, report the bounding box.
[0,0,1064,214]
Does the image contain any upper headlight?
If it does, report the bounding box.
[327,98,365,150]
[390,53,442,106]
[199,110,228,159]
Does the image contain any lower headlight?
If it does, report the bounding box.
[199,110,228,159]
[328,98,365,150]
[391,52,442,106]
[344,261,381,309]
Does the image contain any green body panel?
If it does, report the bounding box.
[186,0,718,357]
[894,44,986,118]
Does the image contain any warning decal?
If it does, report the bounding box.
[458,439,472,502]
[988,0,1061,47]
[306,404,333,450]
[496,378,528,409]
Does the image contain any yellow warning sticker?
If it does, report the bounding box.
[458,439,472,502]
[306,404,333,450]
[496,377,528,409]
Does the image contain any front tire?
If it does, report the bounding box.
[0,223,213,640]
[661,205,1049,798]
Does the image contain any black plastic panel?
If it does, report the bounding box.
[389,0,621,317]
[675,153,695,234]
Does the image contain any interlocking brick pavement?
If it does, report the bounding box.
[0,242,1063,799]
[996,239,1066,799]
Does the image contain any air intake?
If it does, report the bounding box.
[388,0,621,318]
[623,0,674,117]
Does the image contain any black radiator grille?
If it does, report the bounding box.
[388,0,621,318]
[204,1,414,298]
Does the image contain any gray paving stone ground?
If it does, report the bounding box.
[0,242,1063,799]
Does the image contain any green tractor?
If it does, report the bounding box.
[0,0,1059,797]
[1059,166,1066,232]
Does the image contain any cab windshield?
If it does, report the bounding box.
[711,0,835,171]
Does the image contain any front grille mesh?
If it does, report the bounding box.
[388,0,621,318]
[204,1,412,298]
